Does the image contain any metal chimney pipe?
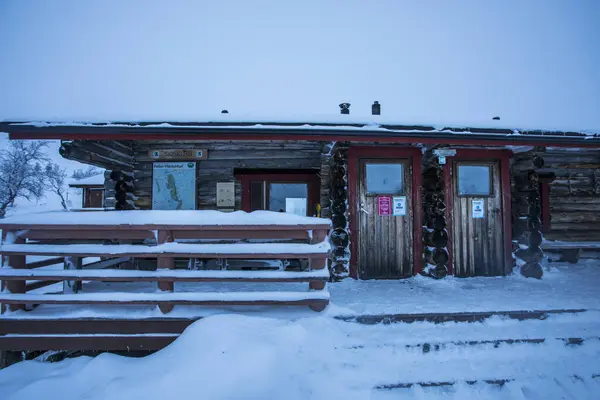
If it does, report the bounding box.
[372,101,381,115]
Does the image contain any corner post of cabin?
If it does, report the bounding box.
[4,231,26,312]
[422,149,449,279]
[329,145,350,280]
[519,149,545,279]
[157,230,175,313]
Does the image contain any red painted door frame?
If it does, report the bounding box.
[235,172,320,216]
[442,149,513,275]
[347,146,423,279]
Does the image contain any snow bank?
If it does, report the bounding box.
[0,315,366,400]
[0,209,331,227]
[1,313,599,399]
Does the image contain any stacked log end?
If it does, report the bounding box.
[108,170,136,210]
[422,155,449,279]
[513,152,545,279]
[329,146,350,280]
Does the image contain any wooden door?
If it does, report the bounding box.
[84,188,104,208]
[451,161,505,276]
[357,159,413,279]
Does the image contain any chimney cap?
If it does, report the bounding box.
[339,103,351,115]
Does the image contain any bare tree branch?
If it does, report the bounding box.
[45,163,69,210]
[0,141,51,218]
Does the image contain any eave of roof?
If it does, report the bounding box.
[68,183,104,188]
[1,121,598,148]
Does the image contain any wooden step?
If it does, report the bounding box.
[0,334,179,351]
[0,317,200,335]
[541,241,600,250]
[0,242,329,258]
[335,309,588,324]
[0,267,330,282]
[0,290,330,306]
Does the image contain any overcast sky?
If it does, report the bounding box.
[0,0,599,131]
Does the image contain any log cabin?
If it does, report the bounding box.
[68,174,106,209]
[2,111,600,281]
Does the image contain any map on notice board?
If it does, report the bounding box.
[152,162,196,210]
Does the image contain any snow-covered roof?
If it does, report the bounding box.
[0,2,599,131]
[1,120,598,146]
[68,173,105,187]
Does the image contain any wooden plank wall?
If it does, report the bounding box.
[512,148,600,242]
[131,140,327,210]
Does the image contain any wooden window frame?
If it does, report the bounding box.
[236,172,320,216]
[82,187,105,208]
[364,161,405,196]
[456,163,494,197]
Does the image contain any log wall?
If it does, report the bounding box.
[512,148,600,242]
[131,141,326,210]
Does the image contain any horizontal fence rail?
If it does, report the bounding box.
[0,212,331,352]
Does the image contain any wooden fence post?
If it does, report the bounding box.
[157,230,175,313]
[308,254,328,312]
[6,234,26,312]
[63,256,83,294]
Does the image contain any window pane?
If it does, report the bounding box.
[366,164,403,194]
[251,181,264,211]
[269,183,308,216]
[458,165,491,195]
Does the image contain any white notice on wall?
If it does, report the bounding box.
[392,196,407,216]
[472,199,485,219]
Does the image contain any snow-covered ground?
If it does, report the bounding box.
[0,311,599,399]
[331,261,600,315]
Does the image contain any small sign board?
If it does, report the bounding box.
[216,182,235,208]
[433,149,457,157]
[378,196,392,216]
[392,196,407,216]
[150,149,208,160]
[472,199,485,218]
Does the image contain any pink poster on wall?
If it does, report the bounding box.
[378,196,392,216]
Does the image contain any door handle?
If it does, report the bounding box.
[359,203,370,214]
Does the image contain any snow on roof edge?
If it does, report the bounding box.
[68,173,105,187]
[3,119,598,138]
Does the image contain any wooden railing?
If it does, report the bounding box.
[0,212,331,316]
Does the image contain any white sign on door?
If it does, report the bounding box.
[392,196,407,216]
[472,199,485,219]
